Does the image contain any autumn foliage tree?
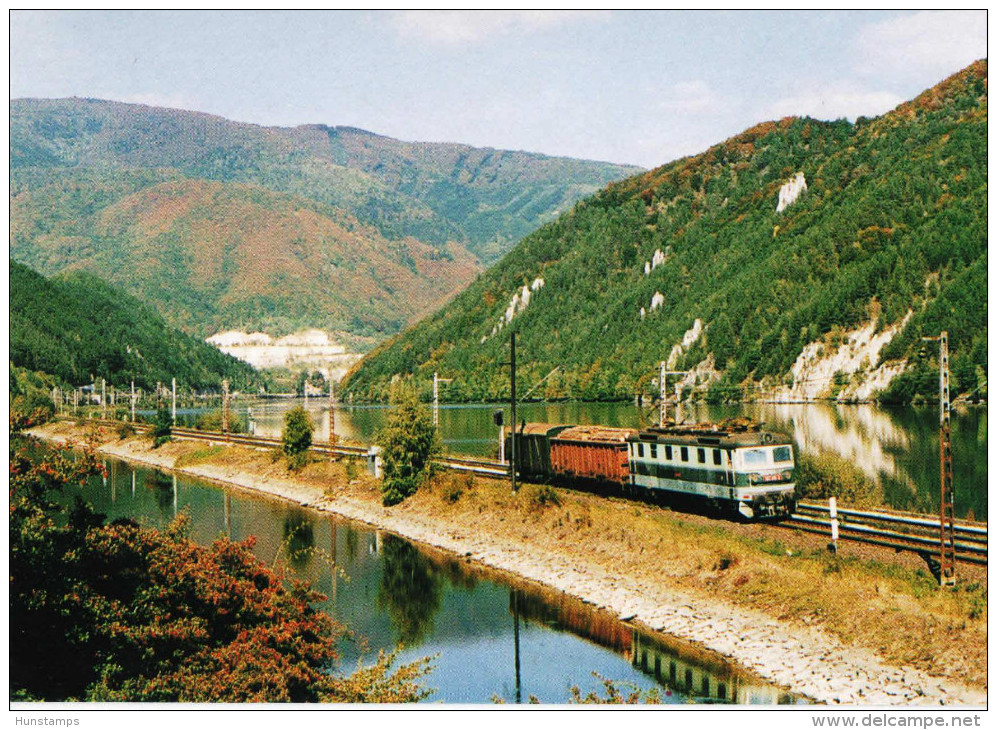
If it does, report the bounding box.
[9,416,432,702]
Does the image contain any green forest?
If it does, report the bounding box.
[10,99,636,339]
[343,61,987,405]
[10,259,261,392]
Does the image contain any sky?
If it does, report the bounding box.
[9,9,989,168]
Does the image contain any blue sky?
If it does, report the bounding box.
[9,10,988,168]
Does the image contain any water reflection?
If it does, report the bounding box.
[143,471,175,517]
[510,581,798,704]
[57,455,800,704]
[281,512,316,569]
[214,398,985,519]
[377,534,443,646]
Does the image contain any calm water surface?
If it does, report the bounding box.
[67,456,799,705]
[172,399,986,520]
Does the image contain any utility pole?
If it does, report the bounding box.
[328,379,336,444]
[130,381,136,423]
[657,362,687,426]
[432,372,452,428]
[171,378,177,425]
[924,332,955,586]
[222,379,230,436]
[101,379,107,420]
[510,332,518,492]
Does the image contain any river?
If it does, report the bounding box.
[65,455,800,705]
[169,399,987,520]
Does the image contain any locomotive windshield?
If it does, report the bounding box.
[742,449,768,466]
[739,445,794,467]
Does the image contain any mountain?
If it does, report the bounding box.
[10,259,261,391]
[9,98,639,341]
[341,61,987,404]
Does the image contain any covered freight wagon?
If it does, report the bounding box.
[509,422,574,481]
[550,425,637,485]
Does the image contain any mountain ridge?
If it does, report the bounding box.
[10,97,639,340]
[341,60,987,404]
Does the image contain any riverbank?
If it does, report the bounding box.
[31,422,987,706]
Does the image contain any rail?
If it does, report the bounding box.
[782,508,987,567]
[57,417,987,565]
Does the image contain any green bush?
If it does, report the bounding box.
[194,409,246,434]
[377,383,440,506]
[282,406,313,471]
[795,451,882,507]
[151,406,172,448]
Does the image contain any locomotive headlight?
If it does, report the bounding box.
[782,470,792,481]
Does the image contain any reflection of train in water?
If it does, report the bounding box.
[630,632,797,704]
[510,588,797,704]
[509,420,796,520]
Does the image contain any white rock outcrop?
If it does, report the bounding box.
[484,277,546,342]
[667,318,703,368]
[207,329,358,380]
[777,172,807,213]
[776,313,912,402]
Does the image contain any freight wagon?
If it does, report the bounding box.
[549,425,636,485]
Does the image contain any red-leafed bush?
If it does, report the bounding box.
[9,418,432,703]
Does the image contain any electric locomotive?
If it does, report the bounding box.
[626,421,796,519]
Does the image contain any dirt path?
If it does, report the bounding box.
[31,424,987,706]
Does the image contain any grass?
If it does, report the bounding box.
[174,444,226,467]
[54,421,988,692]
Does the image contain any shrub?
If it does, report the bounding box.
[282,407,314,471]
[9,424,433,703]
[795,451,882,507]
[151,406,172,448]
[377,383,440,506]
[194,409,246,434]
[525,484,562,511]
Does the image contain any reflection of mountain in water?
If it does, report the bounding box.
[510,583,797,704]
[752,403,910,485]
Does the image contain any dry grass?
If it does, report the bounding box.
[41,423,987,691]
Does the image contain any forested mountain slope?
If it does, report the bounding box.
[342,61,987,404]
[10,260,260,391]
[10,99,638,340]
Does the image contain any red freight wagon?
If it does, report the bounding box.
[550,425,637,485]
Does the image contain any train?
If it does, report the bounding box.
[507,419,796,520]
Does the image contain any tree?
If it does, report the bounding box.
[151,405,172,447]
[8,417,432,703]
[282,406,313,470]
[377,383,440,506]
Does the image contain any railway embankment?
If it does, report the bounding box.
[29,421,987,707]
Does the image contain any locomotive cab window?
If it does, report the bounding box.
[696,448,705,464]
[680,446,689,462]
[637,443,644,458]
[742,449,768,466]
[665,445,673,460]
[773,446,793,463]
[650,444,658,459]
[712,449,722,466]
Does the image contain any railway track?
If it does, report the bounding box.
[782,502,987,566]
[65,417,987,564]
